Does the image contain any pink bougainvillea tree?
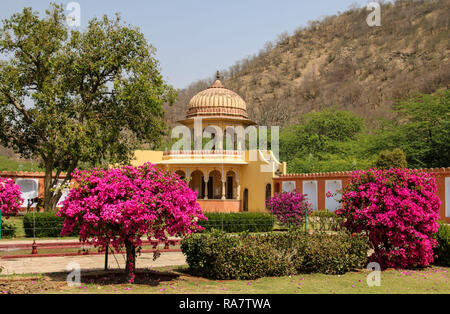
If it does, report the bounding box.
[336,168,441,269]
[57,163,206,282]
[0,177,23,217]
[266,192,312,226]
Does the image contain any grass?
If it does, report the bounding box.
[0,155,42,172]
[1,266,449,294]
[1,216,26,238]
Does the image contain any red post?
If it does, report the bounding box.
[31,241,38,254]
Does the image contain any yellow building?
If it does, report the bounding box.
[133,73,286,213]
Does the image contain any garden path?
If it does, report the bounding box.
[0,251,186,275]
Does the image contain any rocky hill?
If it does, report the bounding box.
[166,0,450,127]
[2,0,449,167]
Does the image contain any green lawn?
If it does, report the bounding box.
[0,155,42,172]
[1,266,449,294]
[2,216,26,238]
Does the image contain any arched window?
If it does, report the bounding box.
[208,170,222,199]
[189,170,205,199]
[15,179,39,208]
[224,126,238,151]
[243,189,249,212]
[226,170,237,200]
[175,170,186,180]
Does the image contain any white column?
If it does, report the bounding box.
[186,168,191,180]
[222,180,226,200]
[204,177,209,200]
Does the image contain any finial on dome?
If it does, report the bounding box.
[210,71,224,88]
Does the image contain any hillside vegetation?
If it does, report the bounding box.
[279,89,449,173]
[0,146,41,172]
[166,0,450,127]
[1,0,449,172]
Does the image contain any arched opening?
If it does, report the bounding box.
[224,127,238,151]
[211,133,216,151]
[208,170,222,199]
[265,184,272,208]
[243,189,249,212]
[15,179,39,208]
[56,179,70,208]
[203,126,222,152]
[189,170,205,199]
[175,170,186,180]
[226,170,237,200]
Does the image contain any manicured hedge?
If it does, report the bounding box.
[22,211,274,238]
[181,230,369,280]
[23,212,78,238]
[434,222,450,266]
[1,218,17,238]
[199,213,275,233]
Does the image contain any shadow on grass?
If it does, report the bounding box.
[45,268,183,286]
[1,267,210,294]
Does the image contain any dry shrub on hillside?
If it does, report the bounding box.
[167,0,450,127]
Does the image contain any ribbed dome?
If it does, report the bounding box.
[187,75,248,119]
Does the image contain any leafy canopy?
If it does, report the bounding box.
[280,108,373,173]
[0,4,175,210]
[374,148,408,170]
[279,90,450,174]
[369,90,450,169]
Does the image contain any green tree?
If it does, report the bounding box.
[374,148,408,169]
[0,5,175,210]
[280,108,372,173]
[370,90,450,168]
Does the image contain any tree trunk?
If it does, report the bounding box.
[125,240,136,283]
[43,158,74,212]
[43,161,54,212]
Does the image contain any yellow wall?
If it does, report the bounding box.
[132,149,275,213]
[132,150,164,166]
[239,150,273,213]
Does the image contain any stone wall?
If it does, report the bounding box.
[274,168,450,223]
[0,171,66,212]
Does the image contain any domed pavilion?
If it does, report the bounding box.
[133,72,286,213]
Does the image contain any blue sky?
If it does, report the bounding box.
[1,0,374,89]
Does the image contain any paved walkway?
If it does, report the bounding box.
[0,252,186,275]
